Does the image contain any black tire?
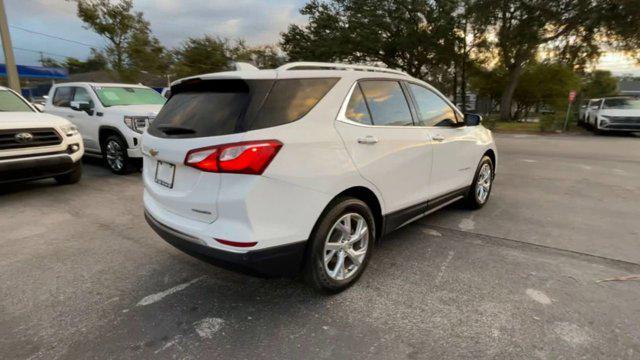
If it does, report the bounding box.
[304,197,375,294]
[465,156,494,209]
[102,134,134,175]
[54,163,82,185]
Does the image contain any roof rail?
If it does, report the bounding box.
[277,62,407,76]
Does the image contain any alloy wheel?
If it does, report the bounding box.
[476,163,492,204]
[106,140,124,172]
[323,213,369,281]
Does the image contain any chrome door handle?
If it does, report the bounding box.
[432,135,445,142]
[67,115,74,118]
[357,136,379,145]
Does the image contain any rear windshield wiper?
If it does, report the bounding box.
[156,125,196,135]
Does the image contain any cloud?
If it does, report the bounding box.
[3,0,308,65]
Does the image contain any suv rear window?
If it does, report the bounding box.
[148,78,338,138]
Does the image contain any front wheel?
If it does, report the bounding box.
[103,135,134,175]
[465,156,494,209]
[304,197,375,293]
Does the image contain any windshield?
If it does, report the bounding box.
[0,90,34,112]
[92,86,166,107]
[602,98,640,110]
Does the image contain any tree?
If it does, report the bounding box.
[474,0,640,120]
[76,0,167,81]
[39,56,62,68]
[171,36,235,78]
[582,70,618,98]
[281,0,464,93]
[64,50,108,73]
[123,22,171,81]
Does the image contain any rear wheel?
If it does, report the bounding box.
[103,135,134,175]
[465,156,493,209]
[304,197,375,293]
[54,163,82,185]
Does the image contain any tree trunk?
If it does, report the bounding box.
[452,61,458,104]
[499,63,524,121]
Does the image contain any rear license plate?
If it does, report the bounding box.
[155,161,175,189]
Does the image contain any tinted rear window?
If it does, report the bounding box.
[149,78,338,138]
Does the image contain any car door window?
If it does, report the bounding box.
[359,80,413,126]
[73,87,92,104]
[408,83,458,127]
[345,84,373,125]
[53,87,73,107]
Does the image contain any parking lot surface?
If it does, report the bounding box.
[1,133,640,359]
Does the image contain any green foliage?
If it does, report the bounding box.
[65,50,108,74]
[582,70,618,98]
[280,0,479,92]
[171,36,235,79]
[515,62,581,111]
[539,113,566,132]
[76,0,167,81]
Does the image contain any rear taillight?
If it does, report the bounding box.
[184,140,283,175]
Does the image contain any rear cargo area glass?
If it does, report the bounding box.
[149,78,338,138]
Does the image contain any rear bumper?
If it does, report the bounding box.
[0,153,79,184]
[144,210,306,277]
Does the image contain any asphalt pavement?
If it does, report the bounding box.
[1,133,639,359]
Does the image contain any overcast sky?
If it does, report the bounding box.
[3,0,639,76]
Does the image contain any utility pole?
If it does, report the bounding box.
[0,0,20,92]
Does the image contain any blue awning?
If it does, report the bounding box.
[0,64,68,79]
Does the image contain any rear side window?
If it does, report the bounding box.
[251,78,338,130]
[53,87,73,107]
[345,84,372,125]
[359,81,413,126]
[149,78,338,138]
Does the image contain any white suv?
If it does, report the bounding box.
[587,97,640,133]
[44,82,166,174]
[143,63,497,292]
[0,86,83,185]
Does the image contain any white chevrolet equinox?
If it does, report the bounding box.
[143,62,497,292]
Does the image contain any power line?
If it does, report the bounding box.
[10,46,72,59]
[10,25,97,48]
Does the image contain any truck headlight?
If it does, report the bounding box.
[124,116,149,134]
[61,124,79,137]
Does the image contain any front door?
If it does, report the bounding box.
[335,80,433,213]
[70,86,100,151]
[405,82,475,198]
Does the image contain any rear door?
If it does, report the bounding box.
[406,82,476,197]
[335,80,433,213]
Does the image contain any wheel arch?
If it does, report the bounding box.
[98,126,126,152]
[300,185,384,272]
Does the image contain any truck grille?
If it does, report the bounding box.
[0,128,62,150]
[609,116,640,124]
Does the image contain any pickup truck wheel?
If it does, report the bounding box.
[103,135,134,175]
[304,197,375,294]
[465,156,493,209]
[54,163,82,185]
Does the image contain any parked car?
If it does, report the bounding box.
[0,86,83,185]
[585,98,602,128]
[588,97,640,133]
[578,99,590,124]
[44,82,166,174]
[142,62,498,292]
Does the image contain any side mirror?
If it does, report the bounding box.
[464,113,482,126]
[591,106,600,110]
[70,101,93,115]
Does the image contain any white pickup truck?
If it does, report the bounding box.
[44,82,166,174]
[0,86,84,185]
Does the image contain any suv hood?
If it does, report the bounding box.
[107,104,163,117]
[0,112,70,130]
[599,109,640,117]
